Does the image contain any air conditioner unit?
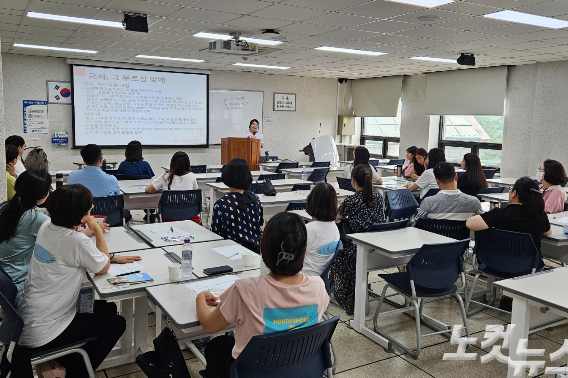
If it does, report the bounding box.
[208,40,258,55]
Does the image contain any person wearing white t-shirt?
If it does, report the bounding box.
[5,135,26,177]
[242,119,264,148]
[15,184,140,377]
[301,183,340,276]
[406,148,446,199]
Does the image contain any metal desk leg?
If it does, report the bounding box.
[120,299,134,356]
[135,296,150,354]
[508,297,530,378]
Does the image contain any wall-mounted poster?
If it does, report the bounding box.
[273,93,296,111]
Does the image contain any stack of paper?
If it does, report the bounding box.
[107,262,146,276]
[186,275,239,296]
[213,245,251,260]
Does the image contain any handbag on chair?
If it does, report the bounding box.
[260,179,277,196]
[136,328,190,378]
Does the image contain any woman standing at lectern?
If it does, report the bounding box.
[242,119,264,148]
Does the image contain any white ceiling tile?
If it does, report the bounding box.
[0,12,24,25]
[224,15,293,29]
[0,23,19,32]
[359,33,411,44]
[341,1,422,19]
[438,16,511,31]
[304,12,373,27]
[280,0,369,12]
[467,0,553,8]
[21,17,83,30]
[248,4,330,22]
[1,0,29,11]
[397,25,456,38]
[354,20,416,33]
[18,25,78,37]
[513,0,568,16]
[16,32,70,43]
[190,0,272,15]
[104,0,184,17]
[71,30,131,41]
[170,7,242,23]
[152,18,216,31]
[28,2,101,18]
[318,28,378,41]
[515,29,568,41]
[388,9,469,24]
[277,22,340,36]
[437,1,502,15]
[479,23,548,36]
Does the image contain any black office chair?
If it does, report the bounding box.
[158,190,202,222]
[258,173,285,181]
[476,187,505,201]
[215,177,223,183]
[115,174,149,180]
[369,160,379,167]
[308,168,329,183]
[367,220,408,232]
[248,183,263,195]
[337,177,355,192]
[311,161,330,168]
[268,156,279,161]
[483,168,498,179]
[421,188,440,201]
[291,184,310,191]
[103,169,118,176]
[285,202,307,212]
[275,162,298,173]
[92,194,126,227]
[387,159,405,165]
[191,165,207,174]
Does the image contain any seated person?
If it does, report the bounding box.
[409,148,427,180]
[196,212,328,378]
[15,185,140,377]
[403,146,417,177]
[5,135,26,177]
[5,145,18,200]
[344,146,382,184]
[117,140,155,178]
[145,151,197,192]
[538,159,567,214]
[211,158,263,251]
[301,183,340,276]
[67,144,120,197]
[466,177,551,270]
[457,153,488,197]
[406,148,446,199]
[415,162,482,221]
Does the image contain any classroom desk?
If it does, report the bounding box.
[89,248,198,368]
[373,179,420,197]
[257,161,311,171]
[494,268,568,378]
[340,159,390,166]
[548,212,568,227]
[348,228,455,348]
[94,227,151,253]
[74,161,117,169]
[161,165,224,172]
[280,166,344,181]
[130,220,223,248]
[477,192,510,207]
[288,209,311,222]
[486,177,519,188]
[118,179,160,221]
[163,239,261,278]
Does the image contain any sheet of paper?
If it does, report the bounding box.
[150,227,193,242]
[556,217,568,224]
[212,245,251,260]
[107,261,146,276]
[186,275,239,296]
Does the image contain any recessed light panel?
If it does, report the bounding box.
[14,43,97,53]
[315,46,387,56]
[136,55,204,62]
[233,63,290,70]
[484,10,568,29]
[27,12,122,28]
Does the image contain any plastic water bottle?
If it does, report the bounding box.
[181,238,193,278]
[301,168,307,182]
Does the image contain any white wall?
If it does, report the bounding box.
[1,53,338,172]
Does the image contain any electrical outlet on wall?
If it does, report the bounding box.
[30,138,39,141]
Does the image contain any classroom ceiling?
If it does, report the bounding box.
[3,0,568,79]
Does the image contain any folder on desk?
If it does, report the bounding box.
[108,273,154,285]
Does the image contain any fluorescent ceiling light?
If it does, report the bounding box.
[193,32,282,46]
[27,11,123,28]
[410,56,456,63]
[484,10,568,29]
[233,63,290,70]
[136,55,204,62]
[386,0,454,7]
[13,43,97,53]
[315,46,387,56]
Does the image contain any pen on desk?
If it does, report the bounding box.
[226,252,240,259]
[170,227,174,233]
[116,271,140,277]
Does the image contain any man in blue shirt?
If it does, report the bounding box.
[67,144,120,197]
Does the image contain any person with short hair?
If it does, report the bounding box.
[117,140,155,178]
[16,184,135,377]
[211,158,263,251]
[415,162,482,221]
[242,119,264,148]
[538,159,567,214]
[5,135,26,177]
[457,153,488,197]
[67,144,121,197]
[343,146,382,184]
[197,212,328,378]
[301,183,340,276]
[5,145,18,200]
[406,148,446,198]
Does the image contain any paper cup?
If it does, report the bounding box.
[242,252,254,267]
[168,263,181,281]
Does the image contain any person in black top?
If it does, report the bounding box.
[466,177,551,262]
[457,153,488,197]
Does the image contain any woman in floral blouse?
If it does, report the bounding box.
[211,158,263,252]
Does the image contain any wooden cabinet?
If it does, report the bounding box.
[221,137,261,171]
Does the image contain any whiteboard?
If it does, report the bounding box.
[209,90,263,144]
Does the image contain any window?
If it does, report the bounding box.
[439,115,503,168]
[361,101,401,158]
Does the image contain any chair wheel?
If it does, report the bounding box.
[384,344,395,353]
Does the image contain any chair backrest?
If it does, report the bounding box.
[268,156,279,161]
[369,160,379,167]
[562,178,568,187]
[115,174,149,180]
[564,202,568,211]
[0,267,18,307]
[337,177,355,192]
[103,169,118,176]
[476,186,505,201]
[421,188,440,200]
[158,190,202,221]
[291,184,310,191]
[248,183,263,195]
[0,290,23,360]
[473,229,540,275]
[275,162,299,173]
[483,168,498,179]
[320,241,343,296]
[387,159,405,165]
[92,194,125,227]
[285,202,306,212]
[307,168,329,183]
[456,171,465,178]
[230,316,340,378]
[367,220,408,232]
[414,218,470,240]
[258,173,285,181]
[407,239,470,290]
[191,165,207,174]
[215,177,223,183]
[311,161,330,168]
[385,189,418,220]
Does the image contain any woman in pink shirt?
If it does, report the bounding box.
[196,212,329,378]
[538,159,567,214]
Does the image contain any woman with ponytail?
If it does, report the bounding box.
[329,164,385,314]
[196,212,328,378]
[0,170,51,302]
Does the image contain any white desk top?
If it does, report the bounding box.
[280,166,343,174]
[548,212,568,226]
[119,179,153,194]
[288,209,311,221]
[194,172,263,181]
[256,188,352,205]
[88,248,196,298]
[494,267,568,314]
[340,159,390,165]
[477,192,510,202]
[93,227,151,254]
[130,220,223,247]
[163,239,261,278]
[49,170,75,176]
[146,269,260,329]
[206,179,308,191]
[544,224,568,245]
[348,227,455,256]
[487,177,519,186]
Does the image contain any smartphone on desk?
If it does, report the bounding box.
[203,265,233,276]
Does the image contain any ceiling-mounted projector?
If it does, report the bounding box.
[208,32,258,55]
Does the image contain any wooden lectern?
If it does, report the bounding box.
[221,137,261,171]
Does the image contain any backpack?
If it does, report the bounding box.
[136,328,191,378]
[23,147,49,172]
